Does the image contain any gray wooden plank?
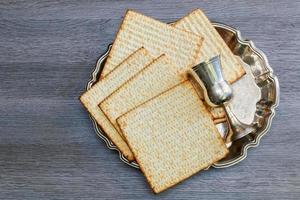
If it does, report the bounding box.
[0,0,299,199]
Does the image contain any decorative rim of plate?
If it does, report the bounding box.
[211,22,280,168]
[84,22,279,169]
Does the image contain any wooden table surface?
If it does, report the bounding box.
[1,1,299,199]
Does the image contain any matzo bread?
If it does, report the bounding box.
[97,9,242,121]
[99,55,185,135]
[100,56,226,139]
[100,9,244,84]
[213,118,227,124]
[100,10,203,78]
[209,107,225,119]
[80,48,155,161]
[117,81,228,193]
[173,9,245,83]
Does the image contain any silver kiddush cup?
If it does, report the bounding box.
[190,55,232,107]
[188,55,256,143]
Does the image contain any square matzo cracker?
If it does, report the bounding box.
[117,81,228,193]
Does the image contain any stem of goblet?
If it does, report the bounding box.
[224,104,256,141]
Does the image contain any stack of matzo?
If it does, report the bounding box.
[80,9,245,193]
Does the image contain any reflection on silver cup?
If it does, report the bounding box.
[191,55,233,107]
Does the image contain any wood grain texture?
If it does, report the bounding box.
[0,0,299,199]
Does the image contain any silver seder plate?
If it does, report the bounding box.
[85,22,279,169]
